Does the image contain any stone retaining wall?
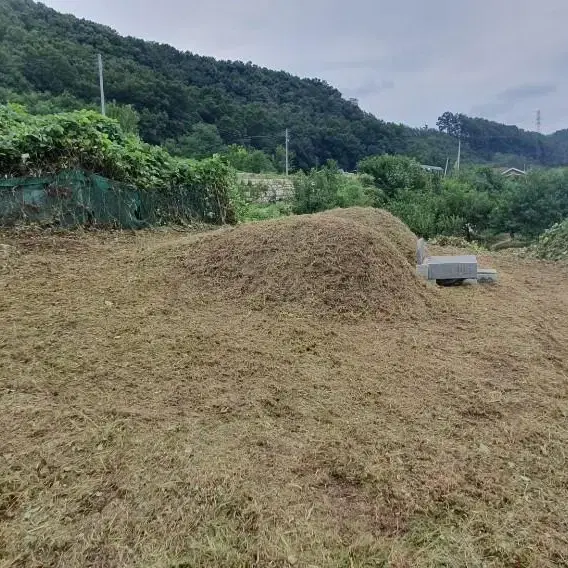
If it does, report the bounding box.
[238,174,294,203]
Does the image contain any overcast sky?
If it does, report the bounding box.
[42,0,568,133]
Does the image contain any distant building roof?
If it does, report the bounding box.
[501,167,527,177]
[421,164,444,173]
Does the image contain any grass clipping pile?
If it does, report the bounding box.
[321,206,418,264]
[185,209,431,317]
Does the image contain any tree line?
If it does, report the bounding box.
[2,0,568,172]
[283,156,568,241]
[1,100,567,241]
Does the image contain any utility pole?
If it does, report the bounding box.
[285,128,289,176]
[444,157,450,177]
[456,136,461,173]
[535,110,543,164]
[97,54,106,116]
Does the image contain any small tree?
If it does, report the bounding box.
[493,169,568,237]
[357,154,428,200]
[292,160,371,214]
[106,102,140,135]
[223,145,275,173]
[164,123,225,159]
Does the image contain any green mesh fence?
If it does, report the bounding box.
[0,169,219,228]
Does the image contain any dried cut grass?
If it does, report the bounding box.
[1,226,568,567]
[321,207,418,263]
[184,212,429,317]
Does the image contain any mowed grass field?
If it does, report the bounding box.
[1,222,568,567]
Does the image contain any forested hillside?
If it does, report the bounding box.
[1,0,567,170]
[436,112,568,168]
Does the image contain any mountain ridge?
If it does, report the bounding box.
[1,0,567,169]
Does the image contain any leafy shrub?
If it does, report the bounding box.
[492,169,568,237]
[223,145,276,173]
[386,194,438,238]
[292,161,371,214]
[164,123,225,159]
[358,154,430,199]
[241,202,293,222]
[386,185,479,239]
[0,104,236,223]
[355,154,496,238]
[534,219,568,260]
[106,102,140,135]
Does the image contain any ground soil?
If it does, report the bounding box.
[1,226,567,567]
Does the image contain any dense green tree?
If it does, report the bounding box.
[106,102,140,135]
[458,166,506,195]
[386,177,495,239]
[436,112,465,138]
[165,123,225,159]
[492,169,568,237]
[357,155,429,199]
[292,161,371,214]
[223,145,275,173]
[272,144,295,174]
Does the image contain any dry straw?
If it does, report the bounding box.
[184,210,432,317]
